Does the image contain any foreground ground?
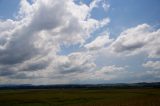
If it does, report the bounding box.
[0,88,160,106]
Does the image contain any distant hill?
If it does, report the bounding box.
[0,82,160,90]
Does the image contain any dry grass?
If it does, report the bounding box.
[0,88,160,106]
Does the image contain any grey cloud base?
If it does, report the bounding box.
[0,0,160,84]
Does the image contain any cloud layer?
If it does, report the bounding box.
[110,24,160,58]
[0,0,160,84]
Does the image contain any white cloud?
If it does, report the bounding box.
[89,0,101,10]
[100,65,125,73]
[52,52,96,74]
[1,0,159,84]
[0,0,110,84]
[102,1,110,11]
[94,65,128,80]
[110,24,160,58]
[142,60,160,78]
[85,33,113,50]
[143,61,160,70]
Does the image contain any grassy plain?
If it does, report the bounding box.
[0,88,160,106]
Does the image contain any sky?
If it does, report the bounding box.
[0,0,160,85]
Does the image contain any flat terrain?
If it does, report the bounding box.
[0,88,160,106]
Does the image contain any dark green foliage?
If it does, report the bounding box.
[0,88,160,106]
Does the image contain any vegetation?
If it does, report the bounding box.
[0,88,160,106]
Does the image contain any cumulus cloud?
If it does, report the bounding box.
[89,0,101,10]
[0,0,110,83]
[52,52,96,74]
[85,33,113,50]
[110,24,160,58]
[143,61,160,70]
[100,65,125,74]
[102,1,110,11]
[142,61,160,78]
[94,65,128,80]
[1,0,159,84]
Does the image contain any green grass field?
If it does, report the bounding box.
[0,88,160,106]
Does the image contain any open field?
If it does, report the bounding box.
[0,88,160,106]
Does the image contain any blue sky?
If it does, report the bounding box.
[108,0,160,36]
[1,0,160,35]
[0,0,19,19]
[0,0,160,84]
